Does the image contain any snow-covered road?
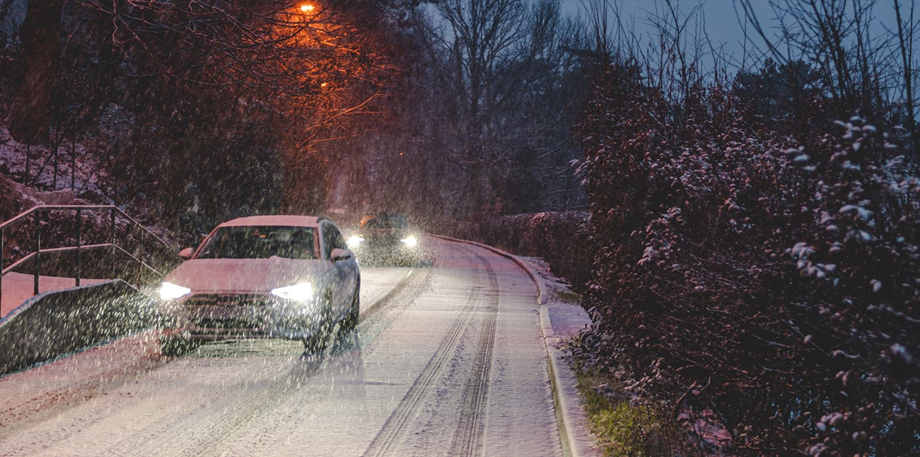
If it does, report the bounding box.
[0,238,561,456]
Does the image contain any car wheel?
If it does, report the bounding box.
[302,333,328,353]
[160,333,197,357]
[340,279,360,334]
[302,289,333,353]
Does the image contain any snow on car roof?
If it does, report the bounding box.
[217,215,322,228]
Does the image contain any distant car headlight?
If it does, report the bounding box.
[159,282,191,300]
[271,283,314,301]
[347,235,364,248]
[400,235,418,248]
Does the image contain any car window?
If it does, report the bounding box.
[333,226,348,250]
[320,223,349,258]
[362,213,408,229]
[196,226,316,260]
[321,223,338,259]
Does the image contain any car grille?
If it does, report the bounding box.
[193,317,264,330]
[361,229,405,247]
[185,294,275,307]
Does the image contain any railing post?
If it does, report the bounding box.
[71,133,76,191]
[1,227,4,308]
[140,229,146,266]
[111,207,116,245]
[34,209,41,296]
[76,208,82,287]
[110,207,116,268]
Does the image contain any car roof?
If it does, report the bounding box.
[216,215,324,228]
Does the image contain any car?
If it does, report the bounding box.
[346,212,423,265]
[156,215,360,354]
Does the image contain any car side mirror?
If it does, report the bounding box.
[330,248,353,262]
[178,247,194,259]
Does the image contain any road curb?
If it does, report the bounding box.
[426,234,599,457]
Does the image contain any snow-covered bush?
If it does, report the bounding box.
[577,63,920,454]
[0,173,23,221]
[424,212,593,289]
[478,211,593,289]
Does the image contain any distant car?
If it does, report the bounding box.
[156,215,359,353]
[347,212,422,265]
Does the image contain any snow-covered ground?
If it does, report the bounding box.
[0,125,110,198]
[0,238,561,456]
[1,272,107,319]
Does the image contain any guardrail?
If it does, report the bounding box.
[0,205,174,308]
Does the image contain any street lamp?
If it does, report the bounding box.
[300,4,315,12]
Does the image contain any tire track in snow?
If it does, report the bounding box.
[357,267,431,342]
[119,358,325,457]
[360,267,419,314]
[0,267,423,456]
[187,266,438,456]
[362,245,497,457]
[449,248,501,457]
[107,267,431,457]
[160,267,435,456]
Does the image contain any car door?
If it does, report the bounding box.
[331,224,358,306]
[321,222,351,319]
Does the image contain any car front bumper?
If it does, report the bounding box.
[158,293,326,340]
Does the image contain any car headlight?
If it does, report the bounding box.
[347,235,364,248]
[271,282,314,301]
[400,235,418,248]
[159,282,191,300]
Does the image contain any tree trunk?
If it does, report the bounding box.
[8,0,64,145]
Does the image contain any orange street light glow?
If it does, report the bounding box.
[300,4,314,12]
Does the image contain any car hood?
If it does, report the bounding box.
[164,258,330,293]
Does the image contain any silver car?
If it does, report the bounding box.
[156,215,360,353]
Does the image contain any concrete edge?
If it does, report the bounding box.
[0,327,160,380]
[0,279,130,326]
[426,234,599,457]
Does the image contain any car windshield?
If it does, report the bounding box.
[362,214,408,229]
[196,226,315,260]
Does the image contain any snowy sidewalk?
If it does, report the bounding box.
[1,272,106,319]
[525,257,600,457]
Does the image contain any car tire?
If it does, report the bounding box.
[302,333,328,353]
[302,289,333,353]
[160,333,197,357]
[340,279,360,334]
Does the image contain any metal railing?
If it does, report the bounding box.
[0,205,174,309]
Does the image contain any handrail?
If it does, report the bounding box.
[0,205,111,230]
[0,204,170,249]
[1,244,163,278]
[1,244,163,277]
[110,244,165,278]
[1,205,175,309]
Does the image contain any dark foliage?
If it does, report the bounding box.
[0,173,23,221]
[424,211,593,290]
[477,212,593,290]
[577,60,920,454]
[2,0,411,237]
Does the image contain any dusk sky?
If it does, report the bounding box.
[561,0,908,72]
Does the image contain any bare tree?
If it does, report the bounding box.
[739,0,893,121]
[8,0,64,144]
[893,0,918,158]
[418,0,583,217]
